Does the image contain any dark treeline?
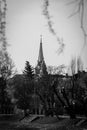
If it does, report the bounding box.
[3,59,86,119]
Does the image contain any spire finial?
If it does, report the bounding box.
[40,35,42,43]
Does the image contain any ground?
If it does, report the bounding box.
[0,114,87,130]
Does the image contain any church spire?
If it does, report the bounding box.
[38,35,44,62]
[35,35,48,77]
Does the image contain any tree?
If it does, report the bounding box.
[35,72,64,117]
[77,56,83,72]
[0,52,14,79]
[43,0,87,54]
[67,0,87,47]
[0,52,14,114]
[46,57,78,119]
[43,0,65,54]
[0,0,15,114]
[42,0,87,118]
[47,65,66,75]
[53,57,87,118]
[35,58,87,118]
[36,74,55,116]
[15,78,33,116]
[10,61,35,116]
[36,62,76,118]
[23,61,34,80]
[8,74,34,116]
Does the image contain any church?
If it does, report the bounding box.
[31,36,48,115]
[32,36,64,115]
[35,35,48,78]
[32,36,69,115]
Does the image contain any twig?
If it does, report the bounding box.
[68,0,87,51]
[66,0,79,5]
[80,0,87,47]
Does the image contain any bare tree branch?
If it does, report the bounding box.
[43,0,65,54]
[66,0,79,5]
[67,0,87,51]
[80,0,87,46]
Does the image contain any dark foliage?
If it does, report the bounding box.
[23,61,34,80]
[0,77,13,114]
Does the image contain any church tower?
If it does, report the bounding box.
[35,36,48,77]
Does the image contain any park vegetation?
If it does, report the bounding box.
[5,58,87,119]
[0,0,87,120]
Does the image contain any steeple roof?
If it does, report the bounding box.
[38,35,44,62]
[35,35,48,77]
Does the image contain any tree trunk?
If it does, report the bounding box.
[24,109,29,117]
[66,106,76,119]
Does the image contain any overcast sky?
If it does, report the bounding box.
[6,0,87,73]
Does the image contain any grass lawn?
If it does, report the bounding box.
[16,115,87,130]
[0,115,87,130]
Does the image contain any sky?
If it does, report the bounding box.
[6,0,87,73]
